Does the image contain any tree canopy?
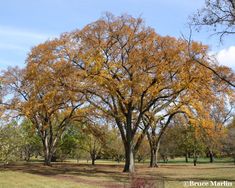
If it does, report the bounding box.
[0,13,234,172]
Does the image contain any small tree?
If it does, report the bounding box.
[54,125,81,162]
[136,136,150,163]
[78,123,106,165]
[102,127,125,163]
[0,121,23,165]
[20,119,42,161]
[223,117,235,163]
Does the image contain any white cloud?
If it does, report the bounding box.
[0,26,57,70]
[215,46,235,70]
[0,26,54,40]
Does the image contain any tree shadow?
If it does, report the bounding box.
[0,162,131,186]
[1,162,234,187]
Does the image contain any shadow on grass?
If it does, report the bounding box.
[1,161,235,187]
[0,162,132,186]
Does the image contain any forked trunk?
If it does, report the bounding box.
[42,136,57,166]
[149,139,160,167]
[150,148,158,167]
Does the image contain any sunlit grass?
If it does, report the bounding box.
[0,171,97,188]
[0,159,235,188]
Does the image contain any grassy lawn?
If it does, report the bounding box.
[157,157,235,164]
[0,159,234,188]
[140,163,235,188]
[0,171,97,188]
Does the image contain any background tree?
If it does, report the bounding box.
[0,121,23,165]
[135,135,150,163]
[191,0,235,40]
[170,115,195,163]
[158,121,186,163]
[201,101,232,163]
[20,119,42,161]
[223,117,235,163]
[188,124,206,166]
[189,0,235,87]
[146,111,184,167]
[144,65,228,168]
[1,40,86,165]
[78,122,107,165]
[54,125,81,162]
[102,127,125,163]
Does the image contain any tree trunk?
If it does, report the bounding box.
[91,157,95,165]
[51,155,57,162]
[152,148,158,167]
[150,148,159,167]
[44,151,53,166]
[91,153,96,165]
[193,151,197,166]
[123,142,135,173]
[149,138,160,167]
[42,136,56,166]
[148,133,154,167]
[123,111,135,173]
[149,149,155,167]
[150,149,153,167]
[185,152,188,163]
[209,150,214,163]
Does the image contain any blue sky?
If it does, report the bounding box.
[0,0,234,70]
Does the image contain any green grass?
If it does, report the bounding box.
[0,159,235,188]
[0,171,97,188]
[140,162,235,188]
[157,157,234,164]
